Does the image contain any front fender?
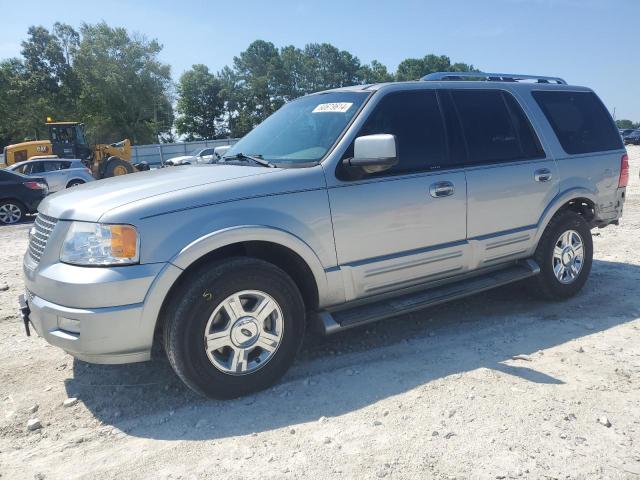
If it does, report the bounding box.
[169,225,331,303]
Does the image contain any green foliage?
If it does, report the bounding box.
[175,64,224,140]
[358,60,394,84]
[0,22,173,149]
[74,22,173,144]
[395,54,476,81]
[1,24,479,147]
[616,119,639,129]
[182,40,474,138]
[0,59,27,146]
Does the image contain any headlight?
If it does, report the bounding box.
[61,222,140,266]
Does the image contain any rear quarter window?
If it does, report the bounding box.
[532,90,622,154]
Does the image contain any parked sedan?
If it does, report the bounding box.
[164,147,217,167]
[0,169,48,224]
[8,157,95,192]
[624,130,640,146]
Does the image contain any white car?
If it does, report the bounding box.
[164,147,217,167]
[9,157,95,192]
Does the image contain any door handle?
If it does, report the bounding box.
[534,168,553,182]
[429,181,455,198]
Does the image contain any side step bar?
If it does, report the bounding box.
[316,260,540,335]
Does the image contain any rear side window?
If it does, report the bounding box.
[357,90,447,175]
[28,162,45,174]
[43,161,63,172]
[451,90,544,164]
[532,91,622,154]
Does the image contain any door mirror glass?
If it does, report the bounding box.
[347,134,398,173]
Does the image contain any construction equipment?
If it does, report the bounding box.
[2,121,135,179]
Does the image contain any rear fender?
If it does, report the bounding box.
[533,187,597,245]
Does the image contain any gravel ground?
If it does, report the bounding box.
[1,148,639,480]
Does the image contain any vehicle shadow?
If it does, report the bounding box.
[66,259,640,440]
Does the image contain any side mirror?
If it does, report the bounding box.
[214,145,231,161]
[346,134,398,173]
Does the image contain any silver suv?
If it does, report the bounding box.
[19,72,628,399]
[9,157,95,192]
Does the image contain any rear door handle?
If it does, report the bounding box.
[534,168,553,182]
[429,181,455,198]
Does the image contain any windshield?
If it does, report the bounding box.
[225,91,370,164]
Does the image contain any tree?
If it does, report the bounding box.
[12,25,78,139]
[53,22,80,65]
[395,54,476,81]
[0,59,26,147]
[175,64,225,140]
[73,22,173,144]
[300,43,362,92]
[221,40,287,137]
[616,119,639,129]
[218,41,371,136]
[358,60,394,84]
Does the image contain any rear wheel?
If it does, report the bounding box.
[103,157,134,178]
[163,257,306,399]
[66,179,85,188]
[0,200,25,225]
[531,210,593,300]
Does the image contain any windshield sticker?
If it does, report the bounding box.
[312,102,353,113]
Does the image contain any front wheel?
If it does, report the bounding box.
[531,210,593,300]
[163,257,306,399]
[103,157,134,178]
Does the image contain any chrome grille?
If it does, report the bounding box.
[28,214,58,263]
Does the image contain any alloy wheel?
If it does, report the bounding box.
[0,204,22,224]
[203,290,284,375]
[552,229,584,284]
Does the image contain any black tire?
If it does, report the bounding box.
[103,157,134,178]
[66,179,85,188]
[0,200,25,225]
[531,210,593,300]
[163,257,306,399]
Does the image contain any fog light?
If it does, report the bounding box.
[58,317,81,334]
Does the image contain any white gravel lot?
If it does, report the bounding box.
[1,148,639,480]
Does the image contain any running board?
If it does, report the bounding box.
[315,260,540,335]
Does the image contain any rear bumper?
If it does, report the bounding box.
[24,197,44,214]
[21,289,150,364]
[595,187,626,227]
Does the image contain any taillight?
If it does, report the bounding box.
[619,154,629,188]
[84,167,92,174]
[23,181,46,190]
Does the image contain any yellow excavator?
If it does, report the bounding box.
[2,120,136,178]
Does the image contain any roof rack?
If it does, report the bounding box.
[421,71,567,85]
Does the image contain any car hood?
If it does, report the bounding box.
[39,164,281,222]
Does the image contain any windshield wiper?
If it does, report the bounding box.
[221,153,276,168]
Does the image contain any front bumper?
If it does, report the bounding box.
[21,253,182,364]
[19,290,149,364]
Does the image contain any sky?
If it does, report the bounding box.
[1,0,638,120]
